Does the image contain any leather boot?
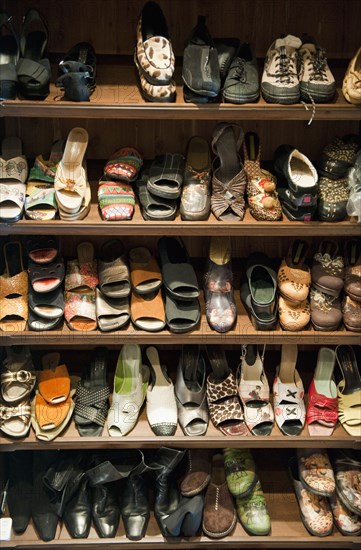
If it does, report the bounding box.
[148,447,185,535]
[92,483,121,538]
[63,477,92,538]
[32,451,59,542]
[6,451,33,533]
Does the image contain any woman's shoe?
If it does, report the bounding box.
[180,136,211,221]
[63,477,92,539]
[107,344,149,437]
[335,345,361,437]
[56,42,96,102]
[344,239,361,302]
[180,449,211,497]
[278,239,311,304]
[329,492,361,536]
[238,345,274,436]
[236,480,271,536]
[211,122,247,221]
[243,131,282,221]
[331,449,361,516]
[163,494,204,537]
[311,240,344,297]
[342,295,361,332]
[223,448,258,498]
[0,241,28,332]
[146,346,177,436]
[273,345,306,436]
[1,346,35,404]
[307,347,338,437]
[343,47,361,104]
[310,287,342,331]
[0,13,19,100]
[204,237,237,333]
[0,136,28,223]
[245,253,278,321]
[297,449,335,497]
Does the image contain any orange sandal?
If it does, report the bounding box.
[35,393,71,430]
[38,352,70,404]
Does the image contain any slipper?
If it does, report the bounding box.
[104,147,143,183]
[96,288,130,332]
[25,140,63,221]
[28,309,63,332]
[28,285,64,319]
[136,173,177,220]
[35,392,71,431]
[0,241,28,332]
[147,154,185,199]
[38,352,70,404]
[54,127,88,214]
[336,345,361,437]
[98,180,135,221]
[28,258,64,293]
[129,246,162,295]
[130,289,166,332]
[158,236,199,301]
[74,347,110,437]
[64,242,98,331]
[98,239,130,298]
[0,400,31,438]
[165,293,200,333]
[0,136,28,223]
[26,236,58,264]
[307,347,338,437]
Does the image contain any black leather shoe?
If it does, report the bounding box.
[6,451,32,534]
[92,483,121,538]
[63,477,92,539]
[32,451,59,542]
[121,476,149,540]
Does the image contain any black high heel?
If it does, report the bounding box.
[163,494,204,536]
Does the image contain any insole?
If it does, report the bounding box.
[146,346,169,387]
[167,238,187,264]
[207,346,229,380]
[314,348,336,397]
[251,267,273,303]
[246,132,259,161]
[338,346,361,393]
[209,236,231,265]
[34,304,62,318]
[349,240,360,266]
[23,30,45,61]
[212,456,226,485]
[0,35,18,64]
[183,345,200,383]
[290,157,314,187]
[291,240,305,265]
[216,126,240,183]
[187,137,209,171]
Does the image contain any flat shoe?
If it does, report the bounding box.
[158,236,199,301]
[130,289,166,332]
[96,288,130,332]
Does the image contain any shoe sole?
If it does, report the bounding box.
[261,87,300,104]
[311,321,341,332]
[223,91,260,104]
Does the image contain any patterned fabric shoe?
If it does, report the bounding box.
[317,136,359,180]
[317,176,350,222]
[311,241,344,297]
[298,36,336,103]
[297,449,335,497]
[278,239,311,303]
[98,180,135,221]
[223,448,258,498]
[310,287,342,331]
[329,492,361,536]
[342,295,361,332]
[344,239,361,301]
[235,480,271,536]
[278,295,310,331]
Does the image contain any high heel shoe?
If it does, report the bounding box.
[163,494,204,536]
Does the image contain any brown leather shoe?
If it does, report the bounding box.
[344,239,361,302]
[310,287,342,331]
[278,295,310,331]
[180,449,211,497]
[278,239,311,303]
[311,240,344,297]
[202,453,237,538]
[342,296,361,332]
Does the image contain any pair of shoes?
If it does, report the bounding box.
[343,47,361,105]
[0,137,28,222]
[134,1,176,102]
[56,42,96,102]
[0,9,50,101]
[273,144,318,221]
[98,147,142,221]
[277,239,311,331]
[262,33,335,104]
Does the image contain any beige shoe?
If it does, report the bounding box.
[342,47,361,105]
[278,239,311,303]
[279,295,310,331]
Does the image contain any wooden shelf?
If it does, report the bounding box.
[0,409,357,451]
[2,204,360,237]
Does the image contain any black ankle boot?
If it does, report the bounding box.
[63,477,92,539]
[6,451,33,534]
[92,482,120,538]
[32,451,59,542]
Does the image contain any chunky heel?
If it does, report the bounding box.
[0,79,17,100]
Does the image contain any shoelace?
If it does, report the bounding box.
[223,58,247,90]
[307,49,328,82]
[270,46,297,84]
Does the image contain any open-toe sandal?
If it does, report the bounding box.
[0,241,28,332]
[175,346,208,436]
[65,242,98,331]
[136,173,177,221]
[99,239,130,298]
[211,122,246,221]
[38,352,70,404]
[238,345,274,436]
[1,346,35,404]
[17,9,50,99]
[129,247,162,295]
[28,258,64,293]
[28,285,64,321]
[307,347,338,437]
[96,288,130,332]
[26,236,58,264]
[74,348,110,436]
[165,293,200,333]
[104,147,143,183]
[98,178,135,221]
[0,137,28,223]
[273,344,306,436]
[0,400,31,438]
[131,289,166,332]
[147,154,185,199]
[206,346,247,436]
[336,345,361,437]
[158,236,199,301]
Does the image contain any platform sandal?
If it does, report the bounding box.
[0,241,28,332]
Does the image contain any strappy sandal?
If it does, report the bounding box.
[0,12,19,100]
[98,179,135,221]
[336,345,361,437]
[104,147,143,183]
[96,288,130,332]
[1,346,36,404]
[25,141,63,221]
[158,237,199,301]
[0,401,31,438]
[238,345,274,436]
[175,346,208,436]
[99,239,131,298]
[17,9,50,100]
[28,258,64,293]
[74,348,110,437]
[307,347,338,437]
[0,241,28,332]
[64,242,98,331]
[206,346,247,436]
[0,137,28,223]
[243,131,282,221]
[56,42,96,102]
[38,352,70,404]
[211,122,247,221]
[273,344,306,436]
[129,247,162,295]
[26,236,58,264]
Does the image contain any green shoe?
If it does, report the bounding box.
[223,448,258,497]
[236,481,271,536]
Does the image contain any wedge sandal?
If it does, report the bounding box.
[98,180,135,221]
[96,288,130,332]
[0,241,28,332]
[1,346,35,404]
[38,352,70,404]
[28,286,64,321]
[0,137,28,223]
[336,345,361,437]
[158,236,199,301]
[129,246,162,295]
[136,173,177,221]
[165,294,200,333]
[104,147,143,183]
[147,154,185,199]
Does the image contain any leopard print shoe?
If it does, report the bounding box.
[297,449,335,497]
[278,239,311,304]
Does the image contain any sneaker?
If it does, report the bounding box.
[223,43,259,104]
[261,34,301,104]
[298,35,336,103]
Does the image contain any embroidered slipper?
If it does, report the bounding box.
[26,236,58,264]
[28,285,64,320]
[38,352,70,404]
[96,288,130,332]
[0,241,28,332]
[158,236,199,301]
[54,127,88,214]
[28,258,64,293]
[98,239,130,298]
[136,173,177,220]
[336,345,361,437]
[0,137,28,223]
[104,147,143,183]
[0,400,31,438]
[130,289,166,332]
[165,293,200,333]
[129,246,162,295]
[98,180,135,221]
[147,154,185,199]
